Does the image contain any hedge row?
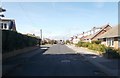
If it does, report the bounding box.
[76,41,106,53]
[76,41,120,58]
[2,30,39,53]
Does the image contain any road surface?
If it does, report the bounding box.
[3,44,107,76]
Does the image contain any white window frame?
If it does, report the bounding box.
[106,38,114,47]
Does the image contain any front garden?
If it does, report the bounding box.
[75,40,120,59]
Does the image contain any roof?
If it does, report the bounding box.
[80,35,88,40]
[97,26,120,38]
[1,18,15,21]
[84,24,111,39]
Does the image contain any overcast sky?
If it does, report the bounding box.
[2,2,118,40]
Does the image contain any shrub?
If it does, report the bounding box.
[66,40,70,44]
[98,44,106,52]
[82,42,91,47]
[76,41,84,47]
[103,47,120,59]
[117,48,120,54]
[91,40,101,44]
[76,41,120,58]
[76,41,105,53]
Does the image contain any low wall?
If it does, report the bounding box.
[3,46,39,60]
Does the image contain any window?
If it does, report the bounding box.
[106,38,114,47]
[118,38,120,42]
[4,23,7,29]
[118,37,120,47]
[1,23,3,29]
[103,38,106,41]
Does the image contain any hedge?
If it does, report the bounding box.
[76,41,106,53]
[91,40,101,44]
[2,30,39,53]
[76,41,120,58]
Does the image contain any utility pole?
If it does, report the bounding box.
[40,29,42,45]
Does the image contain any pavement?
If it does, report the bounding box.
[66,44,120,76]
[3,44,109,76]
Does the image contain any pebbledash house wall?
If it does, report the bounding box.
[114,37,119,49]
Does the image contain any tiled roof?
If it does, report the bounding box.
[97,26,120,38]
[84,24,111,39]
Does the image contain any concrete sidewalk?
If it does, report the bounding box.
[66,44,120,76]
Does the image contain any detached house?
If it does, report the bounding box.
[82,24,111,43]
[98,26,120,49]
[0,18,16,31]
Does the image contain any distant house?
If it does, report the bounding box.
[98,26,120,49]
[0,18,16,31]
[69,37,74,44]
[81,24,111,43]
[72,36,80,44]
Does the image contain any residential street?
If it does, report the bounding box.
[3,44,107,76]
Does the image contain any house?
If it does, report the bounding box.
[72,36,80,44]
[81,24,111,43]
[0,18,16,31]
[97,26,120,49]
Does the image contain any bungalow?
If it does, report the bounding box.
[82,24,111,43]
[98,26,120,49]
[0,18,16,31]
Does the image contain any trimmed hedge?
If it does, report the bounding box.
[2,30,39,53]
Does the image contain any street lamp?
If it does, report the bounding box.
[40,29,42,45]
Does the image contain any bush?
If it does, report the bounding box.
[76,41,84,47]
[117,48,120,54]
[76,41,120,58]
[82,42,91,47]
[103,47,120,59]
[66,40,70,44]
[2,30,39,53]
[76,41,106,54]
[91,40,101,44]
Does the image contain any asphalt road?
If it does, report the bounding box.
[3,44,107,76]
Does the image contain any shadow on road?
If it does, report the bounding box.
[4,45,118,76]
[2,46,49,77]
[3,53,108,76]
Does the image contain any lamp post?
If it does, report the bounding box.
[40,29,42,45]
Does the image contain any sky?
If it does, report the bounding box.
[1,2,118,40]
